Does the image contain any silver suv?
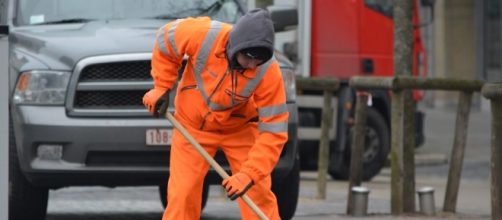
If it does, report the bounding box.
[7,0,299,219]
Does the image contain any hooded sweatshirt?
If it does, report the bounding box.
[227,8,275,64]
[150,8,288,184]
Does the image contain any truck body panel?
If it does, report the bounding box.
[311,0,359,78]
[311,0,398,78]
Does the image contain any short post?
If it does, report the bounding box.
[443,91,472,212]
[390,89,404,214]
[351,186,370,217]
[417,187,436,215]
[481,83,502,220]
[403,90,416,212]
[346,92,368,214]
[317,88,333,199]
[295,76,340,200]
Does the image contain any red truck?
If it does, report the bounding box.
[270,0,433,180]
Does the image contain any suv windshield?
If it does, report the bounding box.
[15,0,243,26]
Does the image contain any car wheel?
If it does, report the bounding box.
[329,108,390,181]
[9,117,49,220]
[159,180,209,210]
[272,157,300,220]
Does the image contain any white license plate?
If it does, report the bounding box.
[146,129,173,146]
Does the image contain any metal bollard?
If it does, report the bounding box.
[417,186,436,215]
[351,186,370,216]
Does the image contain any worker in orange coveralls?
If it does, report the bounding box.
[143,8,289,220]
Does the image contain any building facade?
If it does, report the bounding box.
[430,0,500,110]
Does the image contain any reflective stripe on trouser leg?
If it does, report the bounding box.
[162,129,217,220]
[221,124,281,220]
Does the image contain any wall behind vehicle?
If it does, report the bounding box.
[432,0,480,109]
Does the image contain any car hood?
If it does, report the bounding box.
[10,19,167,70]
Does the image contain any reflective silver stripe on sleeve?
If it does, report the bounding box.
[258,103,288,118]
[167,19,183,58]
[208,101,228,111]
[156,24,169,56]
[258,121,288,133]
[239,56,275,98]
[193,21,227,110]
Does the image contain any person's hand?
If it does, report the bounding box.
[222,172,253,200]
[143,88,170,117]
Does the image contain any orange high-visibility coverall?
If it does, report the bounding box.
[151,10,288,220]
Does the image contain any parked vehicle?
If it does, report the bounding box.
[6,0,299,219]
[271,0,432,181]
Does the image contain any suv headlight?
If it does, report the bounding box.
[280,67,296,102]
[13,70,71,105]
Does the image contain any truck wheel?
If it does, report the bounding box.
[9,118,49,220]
[272,157,300,220]
[329,108,390,181]
[158,180,209,210]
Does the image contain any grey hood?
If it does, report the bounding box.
[9,19,165,71]
[226,8,275,62]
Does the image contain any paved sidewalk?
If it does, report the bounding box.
[45,107,493,220]
[294,107,492,219]
[201,168,490,219]
[292,171,490,220]
[293,106,492,219]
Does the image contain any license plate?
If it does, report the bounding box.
[146,129,173,146]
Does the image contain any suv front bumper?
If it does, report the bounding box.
[11,104,298,188]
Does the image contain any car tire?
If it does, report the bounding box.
[272,157,300,220]
[329,108,390,181]
[159,180,209,210]
[9,117,49,220]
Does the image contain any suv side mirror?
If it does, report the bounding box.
[268,5,298,32]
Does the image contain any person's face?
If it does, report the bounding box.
[236,52,264,69]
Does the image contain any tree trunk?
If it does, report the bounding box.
[392,0,414,214]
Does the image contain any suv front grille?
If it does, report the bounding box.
[79,61,151,81]
[74,90,147,109]
[67,54,154,117]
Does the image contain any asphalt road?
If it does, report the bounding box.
[45,107,493,220]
